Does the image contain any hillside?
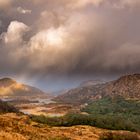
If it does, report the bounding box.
[0,100,18,114]
[54,74,140,104]
[0,78,46,97]
[81,96,140,131]
[0,113,139,140]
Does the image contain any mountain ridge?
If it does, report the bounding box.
[0,77,47,97]
[54,74,140,104]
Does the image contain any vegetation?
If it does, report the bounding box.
[82,96,140,131]
[82,96,140,116]
[48,137,70,140]
[31,96,140,132]
[0,100,18,114]
[100,132,140,140]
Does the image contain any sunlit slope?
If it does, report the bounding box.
[0,78,45,96]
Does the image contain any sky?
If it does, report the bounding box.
[0,0,140,92]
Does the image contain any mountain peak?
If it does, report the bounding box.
[0,77,47,96]
[114,74,140,85]
[117,74,140,80]
[0,78,16,87]
[0,77,16,82]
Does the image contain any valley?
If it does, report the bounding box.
[0,78,82,117]
[0,74,140,140]
[1,95,81,117]
[1,1,140,139]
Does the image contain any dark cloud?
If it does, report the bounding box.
[0,0,140,91]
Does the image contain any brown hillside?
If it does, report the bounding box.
[0,113,139,140]
[0,78,46,96]
[55,74,140,104]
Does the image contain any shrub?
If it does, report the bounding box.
[100,132,140,140]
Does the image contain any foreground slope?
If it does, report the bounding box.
[0,113,139,140]
[55,74,140,104]
[0,78,46,97]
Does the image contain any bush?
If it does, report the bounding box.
[48,137,70,140]
[100,132,140,140]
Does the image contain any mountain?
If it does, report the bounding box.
[79,80,104,87]
[0,78,46,97]
[52,89,69,96]
[54,74,140,104]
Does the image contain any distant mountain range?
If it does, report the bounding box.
[0,78,47,97]
[54,74,140,104]
[79,80,105,87]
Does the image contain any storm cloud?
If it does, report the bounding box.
[0,0,140,90]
